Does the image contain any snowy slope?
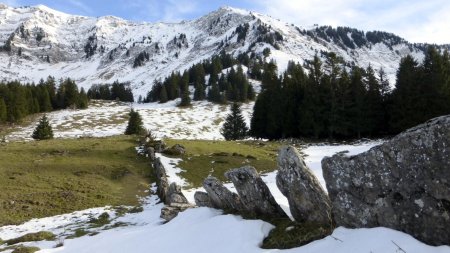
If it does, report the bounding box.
[0,4,445,96]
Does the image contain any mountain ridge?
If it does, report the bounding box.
[0,4,447,96]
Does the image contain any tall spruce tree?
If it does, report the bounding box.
[32,115,53,140]
[221,103,248,140]
[125,109,144,135]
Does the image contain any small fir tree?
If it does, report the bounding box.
[178,89,191,107]
[220,103,248,140]
[125,109,144,135]
[32,115,53,140]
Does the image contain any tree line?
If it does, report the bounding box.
[251,46,450,140]
[144,52,255,106]
[0,77,88,124]
[87,81,134,102]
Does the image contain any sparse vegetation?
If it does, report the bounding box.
[89,212,110,227]
[11,246,41,253]
[66,228,89,239]
[164,139,280,188]
[6,231,56,246]
[262,219,331,249]
[0,136,152,226]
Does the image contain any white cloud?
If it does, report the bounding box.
[250,0,450,44]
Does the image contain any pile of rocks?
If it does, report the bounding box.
[194,148,331,224]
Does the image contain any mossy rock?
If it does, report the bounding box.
[262,219,332,249]
[6,231,56,245]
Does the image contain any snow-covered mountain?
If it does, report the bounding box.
[0,4,447,96]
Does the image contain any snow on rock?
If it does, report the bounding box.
[155,153,186,187]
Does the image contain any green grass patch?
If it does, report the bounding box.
[164,139,280,188]
[0,135,153,226]
[66,228,89,239]
[262,219,332,249]
[6,231,56,246]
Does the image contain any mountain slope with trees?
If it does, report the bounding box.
[0,4,448,97]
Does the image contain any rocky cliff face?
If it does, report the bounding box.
[322,115,450,246]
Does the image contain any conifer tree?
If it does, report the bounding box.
[77,88,89,109]
[193,82,206,101]
[207,81,221,103]
[125,109,144,135]
[159,85,168,103]
[32,115,53,140]
[221,103,248,140]
[178,89,191,107]
[0,98,6,123]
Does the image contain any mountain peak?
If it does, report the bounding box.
[32,4,76,17]
[217,6,250,15]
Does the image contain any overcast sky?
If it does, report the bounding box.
[4,0,449,44]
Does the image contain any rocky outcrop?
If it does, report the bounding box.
[225,166,287,218]
[166,182,189,205]
[201,177,243,212]
[322,115,450,246]
[277,146,331,224]
[194,191,213,208]
[153,157,169,203]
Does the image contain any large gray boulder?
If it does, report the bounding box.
[202,176,243,212]
[322,115,450,246]
[225,166,287,218]
[277,146,332,224]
